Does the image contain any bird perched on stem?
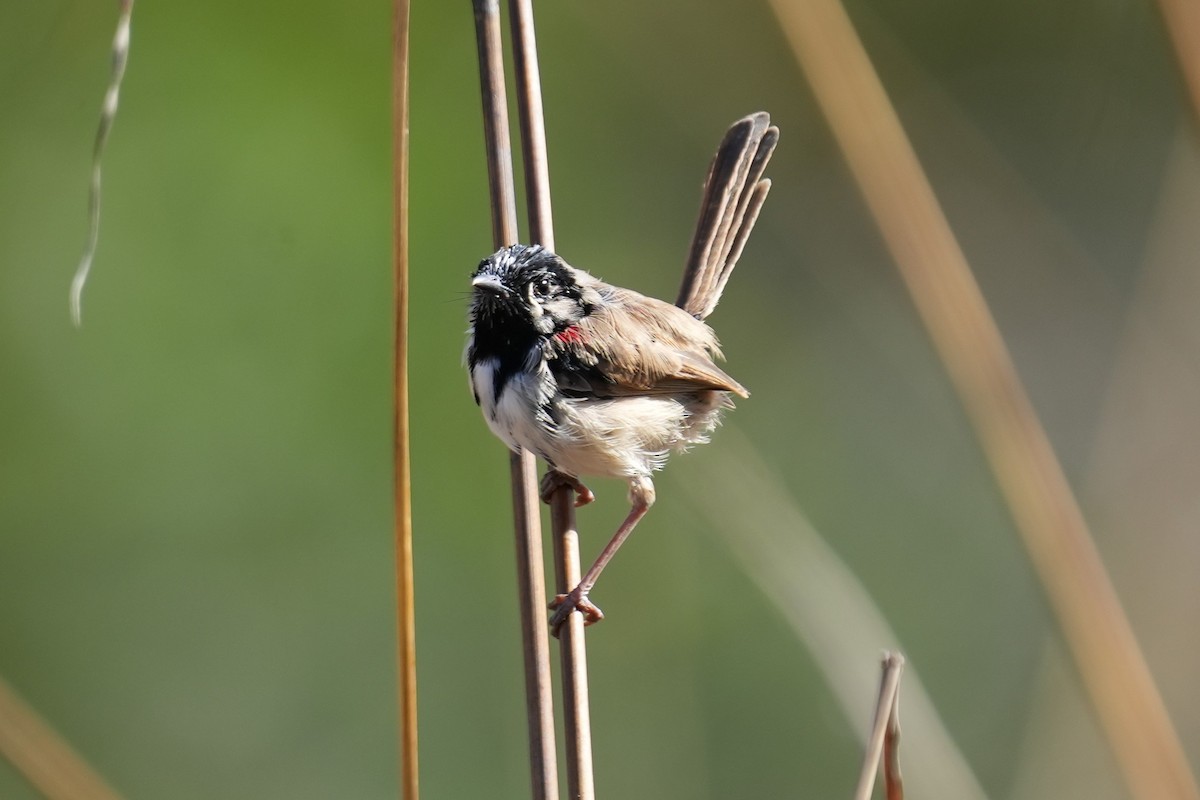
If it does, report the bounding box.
[467,112,778,635]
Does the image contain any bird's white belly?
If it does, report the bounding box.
[552,395,695,479]
[472,353,725,481]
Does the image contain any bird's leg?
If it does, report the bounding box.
[549,476,655,636]
[539,469,595,507]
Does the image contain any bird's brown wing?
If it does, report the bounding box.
[547,287,749,399]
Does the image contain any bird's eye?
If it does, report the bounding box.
[533,277,555,297]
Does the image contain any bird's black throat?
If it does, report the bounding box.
[469,297,542,402]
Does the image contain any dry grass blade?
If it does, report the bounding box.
[681,429,989,800]
[1155,0,1200,125]
[506,0,597,796]
[853,653,905,800]
[391,0,418,796]
[70,0,134,327]
[470,2,559,797]
[0,676,124,800]
[767,1,1200,798]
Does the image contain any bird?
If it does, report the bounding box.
[466,112,778,634]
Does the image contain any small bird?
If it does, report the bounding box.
[466,112,778,634]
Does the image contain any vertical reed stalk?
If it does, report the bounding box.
[391,0,418,796]
[852,653,905,800]
[471,2,560,798]
[768,2,1200,798]
[884,692,904,800]
[547,496,594,799]
[506,0,596,796]
[686,430,988,800]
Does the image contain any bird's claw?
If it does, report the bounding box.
[539,471,595,507]
[548,589,604,637]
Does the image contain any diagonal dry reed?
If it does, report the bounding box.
[391,0,418,796]
[683,430,989,800]
[1155,0,1200,125]
[505,0,597,796]
[0,676,124,800]
[470,2,559,797]
[768,1,1199,798]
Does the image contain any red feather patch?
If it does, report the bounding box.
[554,326,585,345]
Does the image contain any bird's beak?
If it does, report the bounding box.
[471,274,511,296]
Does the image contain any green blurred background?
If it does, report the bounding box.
[2,1,1197,798]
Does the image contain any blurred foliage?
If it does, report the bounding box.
[1,1,1196,798]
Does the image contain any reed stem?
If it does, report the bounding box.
[505,0,596,796]
[852,653,905,800]
[0,676,124,800]
[1155,0,1200,126]
[768,2,1200,797]
[471,3,559,797]
[391,0,418,795]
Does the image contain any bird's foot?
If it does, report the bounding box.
[548,587,604,637]
[539,470,595,507]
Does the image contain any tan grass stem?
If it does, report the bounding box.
[768,2,1199,797]
[853,653,905,800]
[391,0,418,795]
[683,430,989,800]
[0,676,124,800]
[1155,0,1200,125]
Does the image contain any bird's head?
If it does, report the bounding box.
[470,244,598,337]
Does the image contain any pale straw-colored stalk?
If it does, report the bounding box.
[1155,0,1200,125]
[683,430,989,800]
[766,2,1199,797]
[853,653,905,800]
[0,676,124,800]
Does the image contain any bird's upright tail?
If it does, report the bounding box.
[676,112,778,320]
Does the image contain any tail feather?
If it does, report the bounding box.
[676,112,778,320]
